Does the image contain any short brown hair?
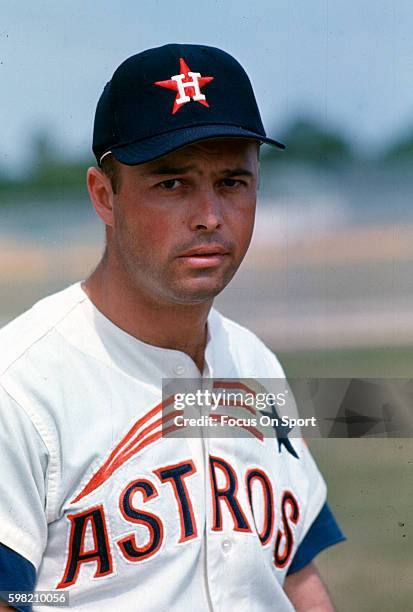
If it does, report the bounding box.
[100,154,120,194]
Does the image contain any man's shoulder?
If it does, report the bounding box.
[210,308,286,377]
[211,308,264,342]
[0,282,86,377]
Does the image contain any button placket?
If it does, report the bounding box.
[221,538,233,554]
[173,363,186,376]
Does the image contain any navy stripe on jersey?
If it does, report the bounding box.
[0,543,36,611]
[287,502,346,574]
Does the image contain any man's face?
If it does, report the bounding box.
[107,138,259,305]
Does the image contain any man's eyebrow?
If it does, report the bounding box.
[221,168,254,178]
[147,164,196,176]
[146,165,254,177]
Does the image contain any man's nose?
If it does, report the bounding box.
[189,187,223,231]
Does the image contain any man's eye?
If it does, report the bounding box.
[221,178,242,188]
[160,179,182,190]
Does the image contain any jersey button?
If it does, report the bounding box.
[221,538,232,554]
[173,364,185,376]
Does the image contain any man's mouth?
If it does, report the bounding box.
[177,245,230,268]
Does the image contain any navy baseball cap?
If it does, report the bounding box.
[92,43,285,166]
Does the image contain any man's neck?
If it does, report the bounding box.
[82,263,211,373]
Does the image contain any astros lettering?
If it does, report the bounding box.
[57,456,299,589]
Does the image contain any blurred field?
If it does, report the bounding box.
[277,347,413,610]
[1,202,412,610]
[310,438,413,612]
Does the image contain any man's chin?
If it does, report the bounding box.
[167,278,229,305]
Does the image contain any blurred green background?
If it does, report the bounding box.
[2,2,413,609]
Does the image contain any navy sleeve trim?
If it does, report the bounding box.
[0,543,36,612]
[287,502,346,575]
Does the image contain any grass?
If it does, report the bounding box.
[272,347,413,610]
[310,439,413,611]
[277,346,413,378]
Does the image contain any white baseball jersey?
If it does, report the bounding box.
[0,283,327,611]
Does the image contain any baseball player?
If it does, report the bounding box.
[0,44,345,611]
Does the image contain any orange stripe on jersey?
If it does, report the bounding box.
[71,395,177,503]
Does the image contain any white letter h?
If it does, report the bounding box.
[171,72,205,106]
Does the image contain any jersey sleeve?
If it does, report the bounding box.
[0,543,36,611]
[287,502,346,574]
[0,384,48,573]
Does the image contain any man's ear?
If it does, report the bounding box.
[87,166,115,227]
[257,158,261,191]
[254,141,261,191]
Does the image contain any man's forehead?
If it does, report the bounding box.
[143,138,259,171]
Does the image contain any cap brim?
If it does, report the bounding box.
[108,124,285,165]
